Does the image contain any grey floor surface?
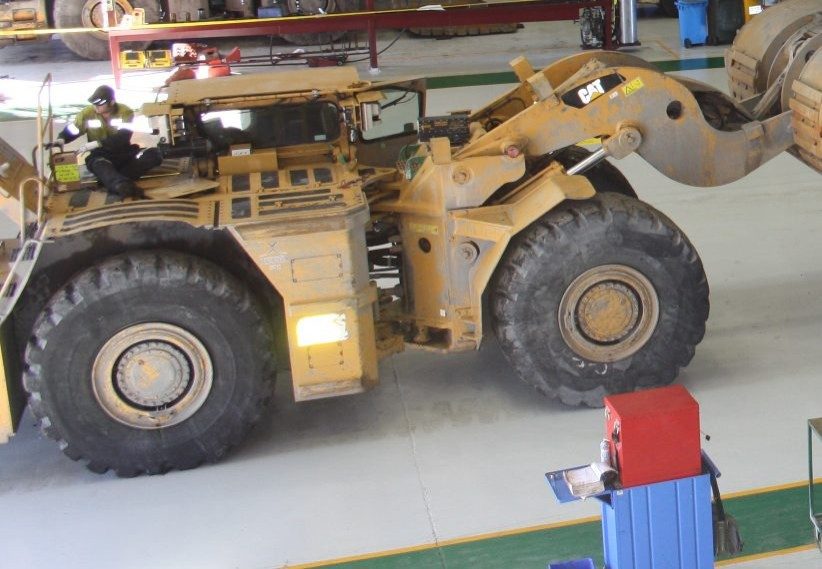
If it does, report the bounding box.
[1,12,822,569]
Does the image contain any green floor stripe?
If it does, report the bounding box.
[427,71,518,90]
[323,522,603,569]
[317,485,817,568]
[718,485,817,560]
[652,56,726,73]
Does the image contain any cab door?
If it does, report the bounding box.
[352,79,426,168]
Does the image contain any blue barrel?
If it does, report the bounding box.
[676,0,709,47]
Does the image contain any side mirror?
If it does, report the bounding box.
[360,102,382,131]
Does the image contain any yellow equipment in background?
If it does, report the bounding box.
[742,0,762,21]
[146,49,173,68]
[118,49,173,69]
[119,50,146,69]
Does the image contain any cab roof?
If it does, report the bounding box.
[164,67,365,105]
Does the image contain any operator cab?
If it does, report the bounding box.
[199,101,342,152]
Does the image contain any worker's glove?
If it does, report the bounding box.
[77,140,101,153]
[43,141,64,150]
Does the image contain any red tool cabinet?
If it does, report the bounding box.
[604,385,701,488]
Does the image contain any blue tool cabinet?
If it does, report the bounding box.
[601,474,714,569]
[546,471,715,568]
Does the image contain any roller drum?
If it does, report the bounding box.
[725,0,821,101]
[789,48,822,172]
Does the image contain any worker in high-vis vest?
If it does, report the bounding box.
[54,85,161,199]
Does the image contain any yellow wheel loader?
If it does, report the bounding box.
[0,1,818,476]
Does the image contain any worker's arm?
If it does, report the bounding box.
[56,107,91,144]
[45,107,92,150]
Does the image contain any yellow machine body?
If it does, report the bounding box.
[0,6,819,474]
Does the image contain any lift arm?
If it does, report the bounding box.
[458,52,800,187]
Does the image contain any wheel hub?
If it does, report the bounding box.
[575,281,641,343]
[115,341,192,409]
[559,265,659,362]
[93,323,213,429]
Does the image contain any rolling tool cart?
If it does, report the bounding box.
[547,386,740,568]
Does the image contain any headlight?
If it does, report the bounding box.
[296,313,349,347]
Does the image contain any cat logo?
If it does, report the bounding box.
[578,79,606,105]
[561,73,626,109]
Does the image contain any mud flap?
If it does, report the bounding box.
[0,318,24,444]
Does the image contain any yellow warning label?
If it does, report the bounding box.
[409,222,439,235]
[54,163,80,183]
[622,78,645,97]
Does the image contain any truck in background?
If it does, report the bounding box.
[0,0,519,61]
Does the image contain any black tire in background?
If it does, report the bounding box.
[55,0,160,60]
[280,0,356,45]
[491,192,709,407]
[24,251,276,476]
[660,0,679,18]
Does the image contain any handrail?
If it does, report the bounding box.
[34,73,52,230]
[16,177,45,246]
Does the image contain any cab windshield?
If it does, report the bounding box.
[198,101,341,150]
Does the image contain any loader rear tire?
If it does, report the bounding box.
[491,193,708,407]
[55,0,160,60]
[24,251,276,476]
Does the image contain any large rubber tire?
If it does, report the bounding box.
[24,251,276,476]
[492,192,708,407]
[660,0,678,18]
[55,0,160,61]
[280,0,356,45]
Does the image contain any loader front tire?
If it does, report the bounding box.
[24,251,276,476]
[491,193,708,407]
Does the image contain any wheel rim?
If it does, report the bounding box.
[285,0,334,14]
[558,264,659,362]
[92,323,213,429]
[81,0,132,40]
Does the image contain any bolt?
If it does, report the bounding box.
[458,242,479,263]
[452,168,470,184]
[505,145,521,158]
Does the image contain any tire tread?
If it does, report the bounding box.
[491,193,709,407]
[24,250,275,476]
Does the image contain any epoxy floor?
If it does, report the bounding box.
[1,11,821,569]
